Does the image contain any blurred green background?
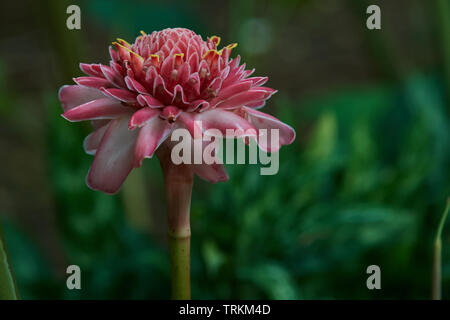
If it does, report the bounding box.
[0,0,449,299]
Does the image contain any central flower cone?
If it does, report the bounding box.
[59,28,295,194]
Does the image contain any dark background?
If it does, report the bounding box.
[0,0,449,299]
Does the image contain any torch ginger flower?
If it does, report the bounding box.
[58,28,295,194]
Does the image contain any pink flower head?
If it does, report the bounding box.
[58,28,295,194]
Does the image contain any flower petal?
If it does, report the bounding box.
[101,88,137,103]
[128,107,159,129]
[243,107,296,152]
[100,65,126,88]
[215,88,274,110]
[179,109,256,138]
[62,98,133,122]
[73,76,111,89]
[79,63,103,77]
[58,85,105,111]
[134,117,173,167]
[217,80,252,100]
[137,94,164,108]
[86,116,138,194]
[125,76,149,94]
[192,163,229,183]
[83,124,109,155]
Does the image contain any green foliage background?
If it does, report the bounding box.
[0,0,449,299]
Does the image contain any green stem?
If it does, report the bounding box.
[0,225,19,300]
[168,233,191,300]
[432,198,450,300]
[158,145,193,300]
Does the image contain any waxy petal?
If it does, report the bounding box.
[100,65,126,88]
[62,98,133,122]
[58,85,105,111]
[179,109,257,138]
[192,163,229,184]
[80,63,103,77]
[83,124,109,155]
[87,116,138,194]
[215,89,270,110]
[128,107,159,129]
[243,107,296,152]
[101,88,137,103]
[125,76,149,94]
[134,117,173,167]
[73,76,111,89]
[217,80,253,100]
[137,94,164,108]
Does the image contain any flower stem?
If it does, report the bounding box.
[0,224,19,300]
[158,146,193,300]
[168,232,191,300]
[432,198,450,300]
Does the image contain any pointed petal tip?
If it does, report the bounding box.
[85,171,121,195]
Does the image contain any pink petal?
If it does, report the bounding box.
[80,63,103,77]
[137,94,164,108]
[172,84,189,105]
[179,109,256,138]
[83,124,109,155]
[247,76,268,86]
[125,76,149,94]
[62,98,133,122]
[86,116,138,194]
[215,89,269,110]
[153,75,173,104]
[128,107,159,129]
[134,117,173,167]
[101,88,137,103]
[243,107,296,152]
[91,119,110,129]
[144,67,157,90]
[73,76,111,89]
[187,72,201,95]
[217,80,253,100]
[110,61,125,76]
[160,54,174,78]
[58,85,105,111]
[245,100,266,109]
[177,62,191,84]
[192,163,229,183]
[109,45,119,62]
[160,105,182,121]
[100,65,126,88]
[187,100,209,112]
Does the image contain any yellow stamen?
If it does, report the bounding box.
[202,49,221,59]
[150,54,160,63]
[112,41,144,60]
[116,38,132,47]
[210,36,221,47]
[140,30,147,36]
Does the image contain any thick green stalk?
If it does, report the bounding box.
[158,145,193,300]
[0,225,19,300]
[168,234,191,300]
[432,198,450,300]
